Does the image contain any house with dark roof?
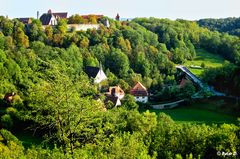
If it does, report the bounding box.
[104,95,121,107]
[40,9,67,26]
[85,65,107,84]
[17,18,32,24]
[130,82,148,103]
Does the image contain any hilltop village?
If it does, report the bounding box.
[17,9,116,31]
[4,10,154,107]
[1,9,197,108]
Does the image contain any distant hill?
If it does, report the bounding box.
[197,17,240,36]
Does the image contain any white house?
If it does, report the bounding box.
[40,9,67,26]
[130,82,148,103]
[85,65,107,84]
[67,24,100,31]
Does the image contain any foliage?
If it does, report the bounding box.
[184,49,226,76]
[0,16,239,158]
[133,18,240,65]
[178,82,196,98]
[122,94,139,110]
[202,63,240,96]
[198,17,240,36]
[1,114,13,130]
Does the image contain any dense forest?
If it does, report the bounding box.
[198,17,240,37]
[0,16,240,158]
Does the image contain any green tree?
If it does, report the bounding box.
[122,94,138,110]
[106,49,130,78]
[68,14,85,24]
[57,19,67,34]
[14,27,29,48]
[1,114,13,130]
[26,68,102,155]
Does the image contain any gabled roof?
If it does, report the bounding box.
[130,82,148,96]
[108,86,124,96]
[40,10,67,25]
[179,78,192,88]
[52,13,68,19]
[40,14,54,25]
[85,66,100,78]
[106,86,125,99]
[17,18,32,24]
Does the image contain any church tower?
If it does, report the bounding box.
[115,13,120,21]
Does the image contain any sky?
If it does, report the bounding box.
[0,0,239,20]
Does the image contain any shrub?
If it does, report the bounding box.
[6,107,18,117]
[0,129,21,145]
[1,114,13,130]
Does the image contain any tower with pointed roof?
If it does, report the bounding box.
[115,13,120,21]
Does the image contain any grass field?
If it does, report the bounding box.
[184,49,226,76]
[141,98,238,124]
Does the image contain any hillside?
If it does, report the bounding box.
[0,16,240,158]
[184,49,226,76]
[198,17,240,36]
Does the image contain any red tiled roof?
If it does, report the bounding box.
[81,15,104,19]
[130,82,148,96]
[108,86,124,96]
[130,90,148,96]
[179,78,192,88]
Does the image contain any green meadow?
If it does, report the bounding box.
[142,98,238,124]
[184,49,226,76]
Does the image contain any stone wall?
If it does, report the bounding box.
[67,24,100,31]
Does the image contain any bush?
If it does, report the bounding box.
[201,62,206,68]
[1,114,13,130]
[0,129,21,145]
[6,107,18,118]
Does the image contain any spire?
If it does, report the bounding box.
[104,19,110,27]
[37,11,39,19]
[99,61,103,71]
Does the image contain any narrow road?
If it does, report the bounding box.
[176,65,225,96]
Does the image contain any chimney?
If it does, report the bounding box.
[37,11,39,19]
